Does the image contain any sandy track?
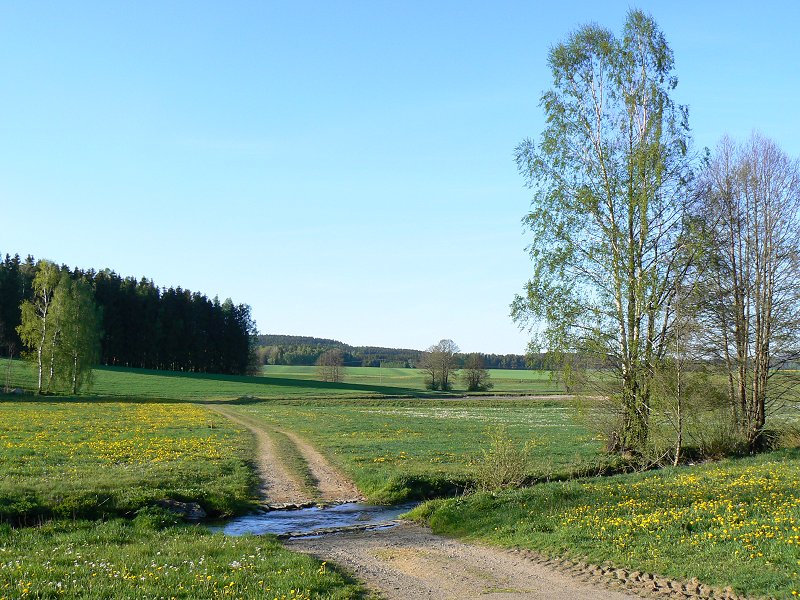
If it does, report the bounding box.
[207,405,312,504]
[279,429,363,502]
[208,405,361,504]
[288,523,637,600]
[211,403,638,599]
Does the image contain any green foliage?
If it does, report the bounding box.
[53,274,103,393]
[420,339,459,391]
[411,450,800,599]
[473,426,534,491]
[16,260,61,394]
[16,263,103,395]
[0,519,365,599]
[316,348,344,383]
[513,9,693,453]
[462,353,493,392]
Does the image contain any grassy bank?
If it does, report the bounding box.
[0,519,364,599]
[228,397,609,503]
[409,450,800,599]
[0,398,256,521]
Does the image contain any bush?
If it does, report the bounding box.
[473,426,534,491]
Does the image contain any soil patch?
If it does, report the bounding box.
[288,522,638,599]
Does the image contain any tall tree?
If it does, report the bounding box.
[0,254,25,354]
[462,352,493,392]
[421,339,459,391]
[512,10,693,452]
[54,275,103,394]
[698,134,800,450]
[17,261,61,394]
[316,348,344,383]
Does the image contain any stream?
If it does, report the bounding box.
[214,502,418,538]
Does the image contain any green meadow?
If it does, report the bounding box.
[0,396,368,599]
[0,358,563,400]
[0,519,364,599]
[2,361,798,598]
[0,399,256,523]
[0,364,564,599]
[228,397,608,503]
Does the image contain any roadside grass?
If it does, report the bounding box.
[0,398,257,522]
[409,450,800,599]
[0,518,365,599]
[226,397,610,503]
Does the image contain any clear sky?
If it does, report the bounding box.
[1,1,798,354]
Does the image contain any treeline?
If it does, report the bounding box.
[0,254,257,375]
[255,334,421,367]
[255,334,536,369]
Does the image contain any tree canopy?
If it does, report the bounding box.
[513,10,693,451]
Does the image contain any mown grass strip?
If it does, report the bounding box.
[408,450,800,600]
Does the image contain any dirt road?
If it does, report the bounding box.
[208,405,361,504]
[211,403,640,599]
[288,523,638,600]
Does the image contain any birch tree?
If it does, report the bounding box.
[54,275,103,393]
[512,10,693,453]
[699,134,800,450]
[17,260,61,394]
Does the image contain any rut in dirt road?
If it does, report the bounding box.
[207,405,362,505]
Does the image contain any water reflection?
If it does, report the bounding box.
[214,502,417,537]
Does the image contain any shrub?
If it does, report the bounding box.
[473,426,534,491]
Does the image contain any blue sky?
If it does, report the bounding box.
[1,1,798,354]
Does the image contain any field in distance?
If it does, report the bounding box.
[0,359,564,400]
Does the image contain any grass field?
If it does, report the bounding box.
[0,396,368,598]
[261,365,564,395]
[228,397,610,503]
[0,398,256,521]
[0,519,364,599]
[410,450,800,599]
[3,360,798,598]
[0,359,563,400]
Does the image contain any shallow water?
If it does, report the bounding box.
[214,502,417,537]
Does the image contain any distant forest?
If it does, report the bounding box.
[0,254,257,374]
[256,334,542,369]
